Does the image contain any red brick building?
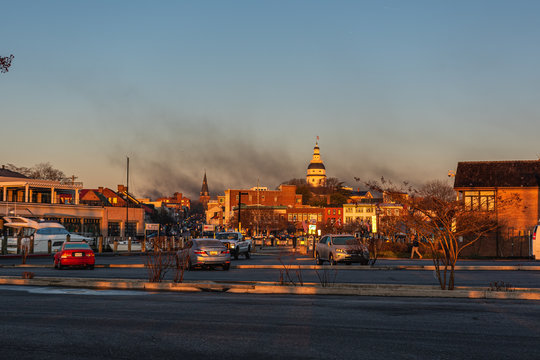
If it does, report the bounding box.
[323,207,343,227]
[454,160,540,257]
[222,185,302,225]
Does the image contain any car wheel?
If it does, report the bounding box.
[87,265,94,270]
[329,254,336,266]
[245,250,251,259]
[223,263,230,271]
[345,262,351,265]
[57,260,63,270]
[234,248,239,260]
[315,252,323,265]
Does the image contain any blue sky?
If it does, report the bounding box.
[2,0,539,199]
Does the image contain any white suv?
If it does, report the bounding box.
[315,234,369,265]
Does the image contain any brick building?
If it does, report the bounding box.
[454,160,540,257]
[221,185,302,225]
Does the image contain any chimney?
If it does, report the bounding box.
[98,187,104,193]
[118,185,126,193]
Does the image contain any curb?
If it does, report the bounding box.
[2,263,540,271]
[0,276,539,300]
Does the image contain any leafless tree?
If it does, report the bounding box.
[365,178,518,290]
[6,162,68,181]
[1,54,14,73]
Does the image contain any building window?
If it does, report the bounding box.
[108,222,120,236]
[288,214,293,221]
[464,191,495,211]
[126,221,137,237]
[345,207,353,213]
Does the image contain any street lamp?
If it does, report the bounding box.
[237,192,249,232]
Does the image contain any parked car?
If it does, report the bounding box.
[315,234,370,265]
[178,238,231,270]
[215,232,252,260]
[54,242,95,270]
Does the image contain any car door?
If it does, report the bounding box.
[326,236,334,260]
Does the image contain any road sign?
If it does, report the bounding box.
[145,223,159,231]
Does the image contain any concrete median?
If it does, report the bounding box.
[1,276,539,300]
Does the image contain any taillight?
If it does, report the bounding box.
[88,253,95,257]
[61,253,69,258]
[194,250,205,255]
[221,250,230,254]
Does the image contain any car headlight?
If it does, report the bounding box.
[336,248,345,253]
[230,243,235,248]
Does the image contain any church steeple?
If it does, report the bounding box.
[306,138,326,187]
[199,171,210,209]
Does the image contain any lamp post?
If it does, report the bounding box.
[238,192,249,232]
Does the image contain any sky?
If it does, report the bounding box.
[2,0,539,200]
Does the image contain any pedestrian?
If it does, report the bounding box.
[410,236,422,259]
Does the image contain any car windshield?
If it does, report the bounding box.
[195,240,224,248]
[63,243,90,250]
[332,236,357,245]
[216,233,238,240]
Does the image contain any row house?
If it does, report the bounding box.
[79,185,146,237]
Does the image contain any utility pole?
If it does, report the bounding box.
[125,157,130,250]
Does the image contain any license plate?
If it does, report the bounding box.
[74,253,83,257]
[210,251,218,256]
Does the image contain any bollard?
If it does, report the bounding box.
[48,240,52,255]
[30,236,34,254]
[113,239,118,253]
[128,237,132,253]
[17,235,21,254]
[141,239,146,252]
[98,236,103,253]
[66,234,71,242]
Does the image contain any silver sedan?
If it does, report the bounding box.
[178,238,231,270]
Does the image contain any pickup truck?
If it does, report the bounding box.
[215,232,252,260]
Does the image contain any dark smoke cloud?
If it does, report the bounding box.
[115,119,304,200]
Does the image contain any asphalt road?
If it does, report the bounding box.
[1,287,539,359]
[1,251,539,288]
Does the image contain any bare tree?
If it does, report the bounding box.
[6,162,68,181]
[365,178,518,290]
[1,54,14,73]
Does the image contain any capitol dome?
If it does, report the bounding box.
[306,141,326,187]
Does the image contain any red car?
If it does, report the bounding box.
[54,242,95,270]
